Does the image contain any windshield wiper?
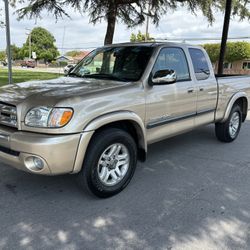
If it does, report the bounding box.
[84,73,129,82]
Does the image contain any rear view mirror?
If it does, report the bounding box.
[151,69,177,85]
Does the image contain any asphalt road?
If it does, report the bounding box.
[3,66,65,74]
[1,120,250,250]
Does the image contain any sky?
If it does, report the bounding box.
[0,2,250,53]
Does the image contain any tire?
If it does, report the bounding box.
[215,104,242,143]
[76,128,137,198]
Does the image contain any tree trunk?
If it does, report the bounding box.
[104,2,117,45]
[218,0,232,75]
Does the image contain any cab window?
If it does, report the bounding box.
[152,48,190,82]
[189,48,210,80]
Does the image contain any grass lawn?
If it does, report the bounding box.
[0,68,62,86]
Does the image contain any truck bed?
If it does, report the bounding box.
[215,74,250,78]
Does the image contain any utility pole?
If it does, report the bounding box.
[4,0,13,84]
[29,32,31,59]
[218,0,232,75]
[61,26,66,55]
[145,3,150,42]
[145,15,149,42]
[25,28,32,59]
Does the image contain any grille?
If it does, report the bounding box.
[0,103,17,128]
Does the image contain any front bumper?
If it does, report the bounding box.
[0,126,93,175]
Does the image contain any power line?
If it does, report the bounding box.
[155,36,250,41]
[58,36,250,50]
[2,36,250,51]
[57,46,99,50]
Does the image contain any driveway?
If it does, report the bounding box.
[1,119,250,249]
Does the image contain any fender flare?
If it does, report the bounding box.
[83,111,147,151]
[221,92,248,123]
[72,111,147,174]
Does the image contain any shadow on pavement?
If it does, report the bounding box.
[1,124,250,249]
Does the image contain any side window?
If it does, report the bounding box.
[189,48,210,80]
[152,48,190,82]
[243,62,250,70]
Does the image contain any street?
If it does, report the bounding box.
[0,66,64,74]
[12,66,65,74]
[1,118,250,250]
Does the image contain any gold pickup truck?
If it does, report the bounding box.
[0,42,249,198]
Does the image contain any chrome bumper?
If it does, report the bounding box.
[0,126,94,175]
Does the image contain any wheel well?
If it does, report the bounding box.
[94,120,147,162]
[235,97,248,122]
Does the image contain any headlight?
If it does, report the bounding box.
[25,106,73,128]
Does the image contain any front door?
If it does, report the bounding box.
[146,47,197,143]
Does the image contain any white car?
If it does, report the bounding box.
[64,64,76,74]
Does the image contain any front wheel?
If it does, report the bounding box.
[215,104,242,143]
[76,128,137,198]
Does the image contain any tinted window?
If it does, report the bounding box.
[152,48,190,82]
[189,48,210,80]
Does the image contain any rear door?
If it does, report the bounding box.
[188,48,218,126]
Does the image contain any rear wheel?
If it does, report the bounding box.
[215,104,242,142]
[76,128,137,198]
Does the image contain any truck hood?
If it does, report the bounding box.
[0,76,129,106]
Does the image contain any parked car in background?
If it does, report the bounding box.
[21,60,36,68]
[64,64,76,74]
[0,42,249,198]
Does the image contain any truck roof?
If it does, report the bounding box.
[104,41,196,48]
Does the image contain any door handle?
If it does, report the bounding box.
[187,89,194,94]
[199,88,204,92]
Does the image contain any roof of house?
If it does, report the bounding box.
[56,55,73,61]
[72,51,90,61]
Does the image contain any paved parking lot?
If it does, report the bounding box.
[1,119,250,250]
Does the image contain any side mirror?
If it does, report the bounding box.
[151,69,177,85]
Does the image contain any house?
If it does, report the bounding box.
[56,51,90,65]
[56,55,74,64]
[213,59,250,75]
[71,51,90,64]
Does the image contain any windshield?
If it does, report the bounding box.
[70,46,154,82]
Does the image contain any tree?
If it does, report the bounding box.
[9,44,22,60]
[6,0,223,45]
[204,42,250,63]
[66,51,83,57]
[14,0,152,45]
[0,8,4,28]
[12,0,250,45]
[19,27,59,62]
[225,42,250,62]
[0,51,6,61]
[130,33,137,42]
[130,30,154,42]
[203,43,221,63]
